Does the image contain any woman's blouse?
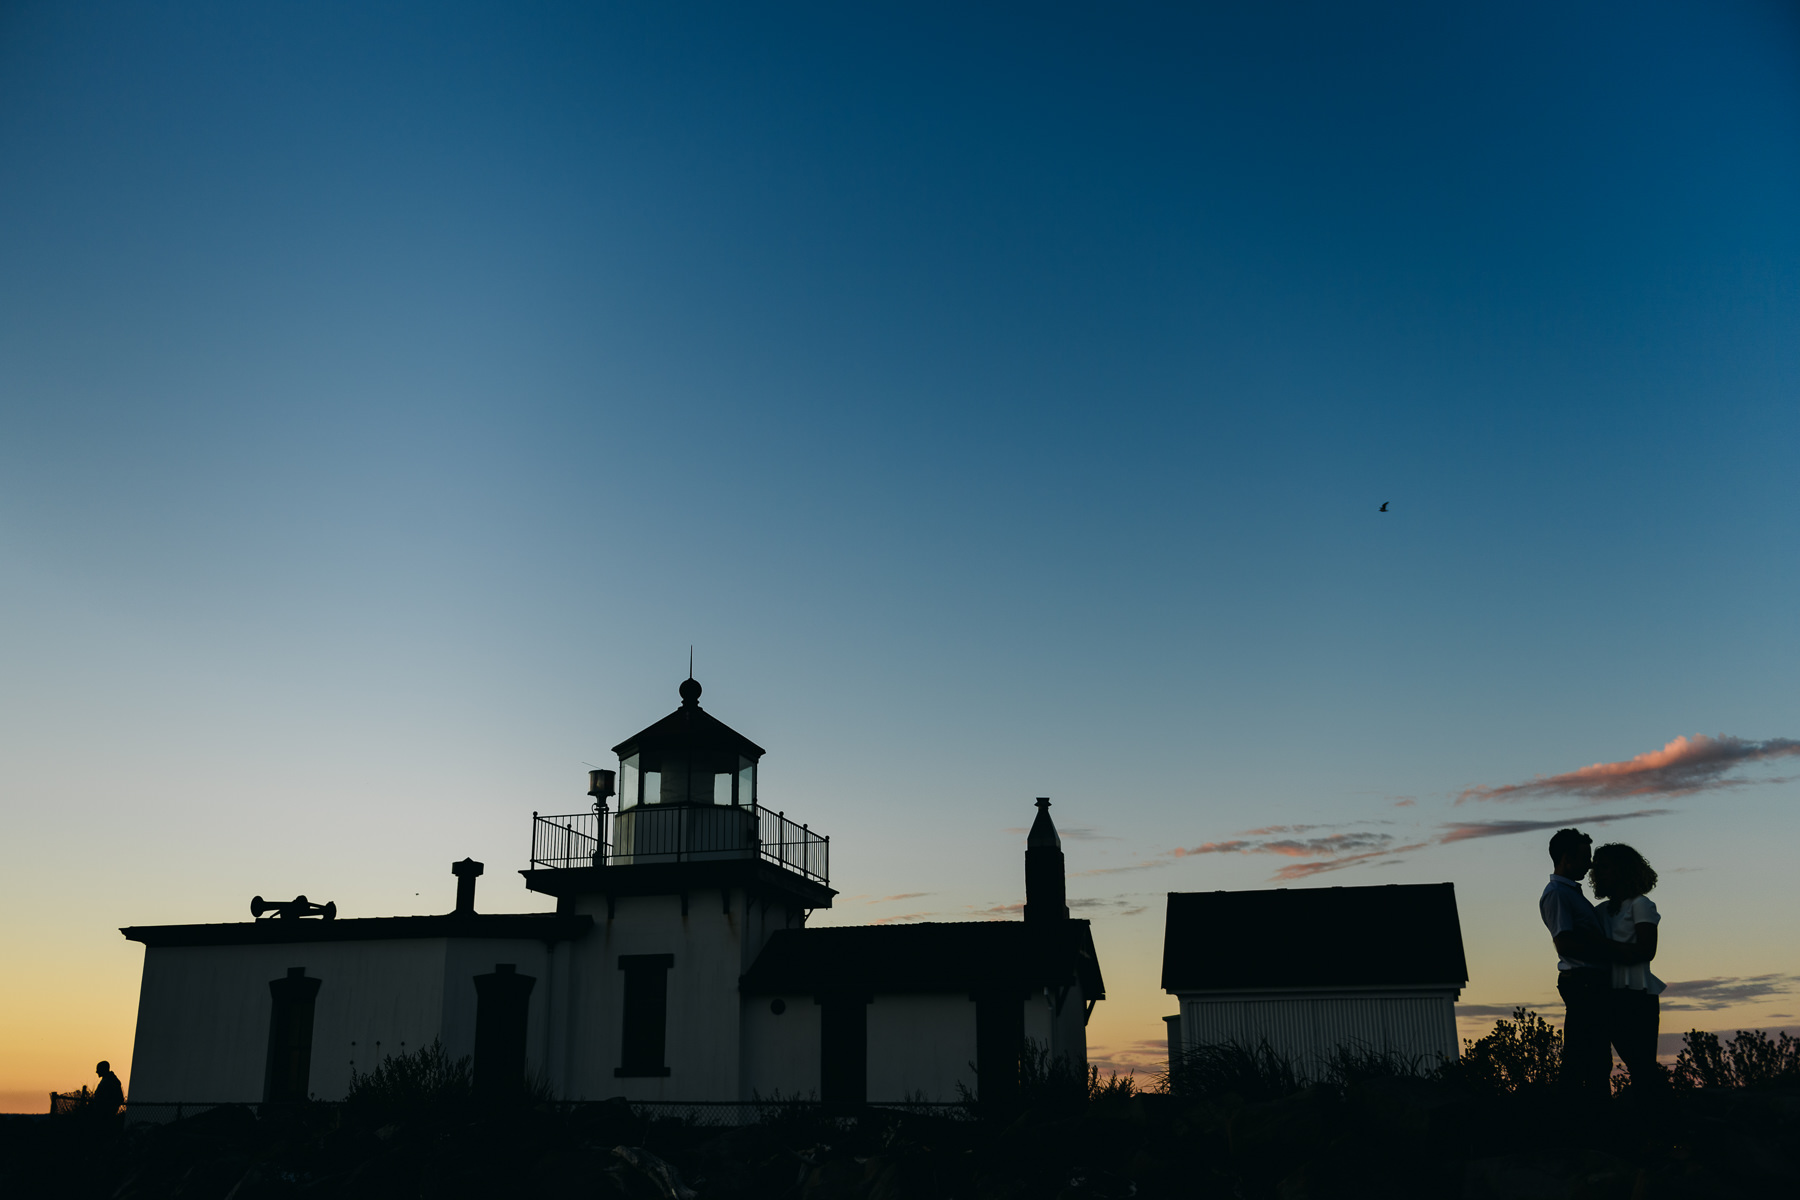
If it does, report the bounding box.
[1602,895,1665,994]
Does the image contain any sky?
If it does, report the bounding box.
[1,0,1797,1111]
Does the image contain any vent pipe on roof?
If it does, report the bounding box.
[452,858,484,915]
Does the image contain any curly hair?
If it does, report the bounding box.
[1591,842,1658,899]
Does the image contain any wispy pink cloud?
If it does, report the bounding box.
[1165,829,1419,880]
[1439,809,1671,843]
[1174,831,1395,859]
[1458,735,1800,803]
[1271,842,1428,880]
[870,911,936,925]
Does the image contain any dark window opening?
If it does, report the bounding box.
[974,989,1025,1109]
[616,953,674,1077]
[819,994,870,1105]
[473,963,537,1099]
[263,967,322,1103]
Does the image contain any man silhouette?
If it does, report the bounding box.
[91,1061,124,1121]
[1540,829,1644,1096]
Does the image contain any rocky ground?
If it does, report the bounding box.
[3,1082,1797,1198]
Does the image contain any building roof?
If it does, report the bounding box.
[740,919,1105,999]
[1160,883,1467,992]
[121,912,593,948]
[611,677,765,767]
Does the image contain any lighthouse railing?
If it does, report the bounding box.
[530,803,828,884]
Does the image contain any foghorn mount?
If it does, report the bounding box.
[251,895,337,921]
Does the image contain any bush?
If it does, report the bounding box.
[1671,1029,1800,1089]
[1443,1008,1562,1095]
[345,1039,472,1114]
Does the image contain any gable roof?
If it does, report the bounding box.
[1161,883,1467,992]
[742,920,1104,999]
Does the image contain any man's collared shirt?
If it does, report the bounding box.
[1539,873,1603,971]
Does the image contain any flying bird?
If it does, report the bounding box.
[1379,502,1389,512]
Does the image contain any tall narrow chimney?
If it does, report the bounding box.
[1023,798,1068,924]
[452,858,484,915]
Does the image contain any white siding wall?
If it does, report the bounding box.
[739,994,821,1100]
[865,995,977,1102]
[1047,983,1089,1074]
[129,938,559,1104]
[1176,989,1459,1080]
[562,889,800,1101]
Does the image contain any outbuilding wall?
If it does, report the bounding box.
[127,937,558,1105]
[865,994,978,1102]
[1174,988,1459,1080]
[739,992,822,1100]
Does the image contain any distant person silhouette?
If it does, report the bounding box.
[1539,829,1649,1097]
[91,1061,124,1121]
[1590,843,1665,1089]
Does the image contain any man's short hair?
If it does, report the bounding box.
[1548,828,1591,864]
[96,1061,110,1072]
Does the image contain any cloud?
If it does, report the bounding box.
[1457,1002,1554,1019]
[1070,859,1173,877]
[1173,831,1396,859]
[1272,842,1429,880]
[870,912,937,925]
[1458,735,1800,803]
[1002,826,1117,840]
[1659,974,1800,1012]
[1069,897,1152,918]
[1087,1038,1174,1077]
[1439,809,1672,844]
[1393,797,1416,807]
[872,892,930,903]
[1165,829,1427,881]
[971,902,1024,916]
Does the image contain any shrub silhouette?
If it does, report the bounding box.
[1441,1007,1562,1094]
[345,1039,472,1115]
[1672,1028,1800,1089]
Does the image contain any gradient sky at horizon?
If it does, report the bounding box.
[3,0,1798,1110]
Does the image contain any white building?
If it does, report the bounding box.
[122,676,1104,1106]
[1160,884,1467,1081]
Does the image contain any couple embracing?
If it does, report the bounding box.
[1538,827,1664,1095]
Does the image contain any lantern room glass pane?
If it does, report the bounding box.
[738,759,755,805]
[620,755,640,808]
[642,769,661,806]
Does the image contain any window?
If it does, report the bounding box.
[263,967,322,1103]
[819,993,870,1104]
[472,964,537,1098]
[974,989,1024,1108]
[616,954,674,1077]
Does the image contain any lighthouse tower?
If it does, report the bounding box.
[523,676,833,1100]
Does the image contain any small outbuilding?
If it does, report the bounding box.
[1160,883,1467,1080]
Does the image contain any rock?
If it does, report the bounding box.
[612,1145,699,1200]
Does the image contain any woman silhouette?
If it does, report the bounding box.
[1590,843,1665,1089]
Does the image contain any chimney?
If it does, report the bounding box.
[1023,798,1068,924]
[452,858,484,915]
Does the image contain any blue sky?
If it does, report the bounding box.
[2,1,1797,1100]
